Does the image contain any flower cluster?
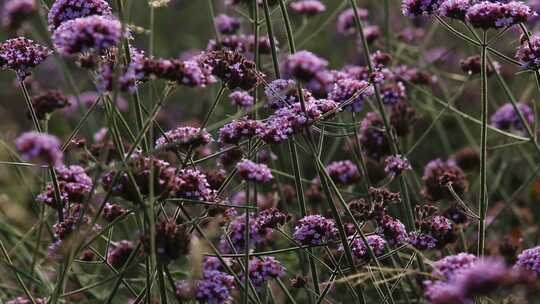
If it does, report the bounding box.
[31,90,70,119]
[37,165,93,208]
[282,50,328,81]
[342,235,387,261]
[248,256,285,288]
[155,126,213,150]
[410,205,457,250]
[218,118,262,144]
[47,0,112,31]
[0,37,51,79]
[465,1,534,29]
[491,102,534,133]
[422,159,468,201]
[15,131,63,166]
[326,160,361,185]
[293,215,338,245]
[1,0,37,30]
[52,15,123,56]
[290,0,326,16]
[516,34,540,70]
[196,270,235,304]
[328,78,373,112]
[219,214,272,253]
[384,154,412,178]
[141,220,191,263]
[237,159,274,183]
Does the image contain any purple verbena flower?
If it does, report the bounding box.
[326,160,360,185]
[342,235,387,261]
[196,270,235,304]
[219,118,262,144]
[0,37,51,79]
[516,34,540,70]
[264,78,298,109]
[293,215,338,245]
[1,0,37,30]
[52,15,122,56]
[290,0,326,16]
[282,50,328,81]
[422,159,468,201]
[465,1,535,29]
[491,102,534,133]
[376,215,409,245]
[229,90,254,108]
[359,112,391,160]
[255,208,287,230]
[155,126,213,150]
[219,214,272,253]
[237,159,274,183]
[384,154,412,178]
[248,256,285,288]
[438,0,471,20]
[107,240,135,269]
[336,8,369,35]
[47,0,112,31]
[402,0,444,17]
[328,78,373,112]
[515,245,540,277]
[15,132,63,166]
[214,14,241,35]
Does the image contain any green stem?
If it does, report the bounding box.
[478,31,488,256]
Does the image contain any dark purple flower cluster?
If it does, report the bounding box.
[425,257,525,304]
[264,78,299,109]
[438,0,471,20]
[422,158,468,201]
[141,220,191,263]
[175,168,217,201]
[390,101,418,137]
[102,154,178,201]
[47,0,112,31]
[516,34,540,70]
[31,90,70,119]
[465,1,534,29]
[376,215,409,245]
[255,208,288,230]
[326,160,361,185]
[380,81,406,105]
[258,98,338,144]
[237,159,274,183]
[515,245,540,277]
[107,240,135,269]
[229,90,254,108]
[359,112,391,160]
[384,154,412,178]
[103,202,126,222]
[248,256,285,288]
[460,54,497,76]
[336,8,369,35]
[203,50,263,90]
[126,55,215,90]
[290,0,326,16]
[214,14,241,35]
[410,206,456,250]
[491,102,534,133]
[219,214,272,253]
[155,126,213,150]
[196,270,235,304]
[328,78,373,112]
[282,50,328,81]
[37,165,92,208]
[293,215,338,245]
[0,37,51,79]
[1,0,37,30]
[402,0,444,17]
[52,15,122,56]
[218,118,262,144]
[342,235,386,261]
[15,131,63,166]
